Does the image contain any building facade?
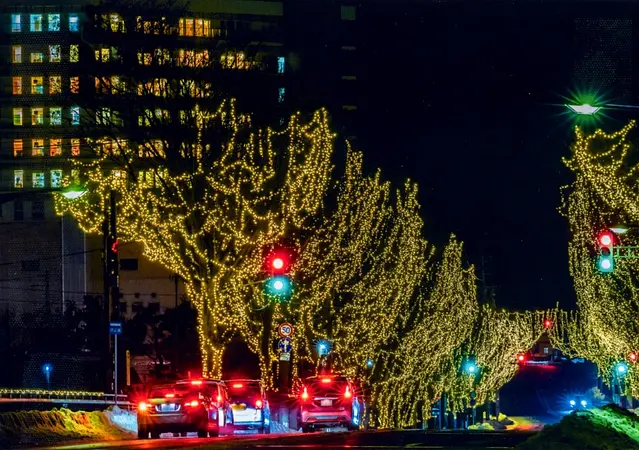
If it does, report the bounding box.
[0,0,291,319]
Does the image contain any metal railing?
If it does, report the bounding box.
[0,388,131,407]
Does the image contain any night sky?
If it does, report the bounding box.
[356,2,636,311]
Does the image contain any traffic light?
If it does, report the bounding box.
[630,352,637,363]
[596,231,614,273]
[263,248,294,302]
[543,318,552,329]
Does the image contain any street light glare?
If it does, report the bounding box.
[61,185,88,200]
[566,103,602,115]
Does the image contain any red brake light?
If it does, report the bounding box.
[188,400,199,407]
[256,399,263,408]
[232,383,243,388]
[344,386,352,399]
[139,402,148,412]
[217,395,222,402]
[321,378,332,383]
[165,393,175,398]
[301,387,309,401]
[191,380,203,386]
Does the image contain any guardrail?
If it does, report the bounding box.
[0,389,131,408]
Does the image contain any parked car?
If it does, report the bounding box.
[226,379,271,433]
[298,374,364,432]
[137,379,231,439]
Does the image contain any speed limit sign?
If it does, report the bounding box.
[277,322,294,338]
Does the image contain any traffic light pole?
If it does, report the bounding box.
[103,190,119,394]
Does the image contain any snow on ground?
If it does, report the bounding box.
[104,405,137,434]
[0,407,134,447]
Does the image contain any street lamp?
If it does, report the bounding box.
[566,104,602,116]
[42,363,52,389]
[60,185,88,200]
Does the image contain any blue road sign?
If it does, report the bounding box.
[109,321,122,335]
[278,337,292,353]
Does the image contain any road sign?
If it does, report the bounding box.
[277,322,294,338]
[109,321,122,335]
[278,337,292,353]
[279,352,291,361]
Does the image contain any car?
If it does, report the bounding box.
[298,374,363,433]
[137,379,231,439]
[226,379,271,434]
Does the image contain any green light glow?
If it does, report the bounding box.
[566,104,602,115]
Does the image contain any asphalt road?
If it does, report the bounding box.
[42,430,536,450]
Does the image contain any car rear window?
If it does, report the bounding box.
[227,381,261,403]
[148,385,191,399]
[304,377,349,397]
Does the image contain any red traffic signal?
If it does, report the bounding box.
[543,319,552,329]
[630,352,637,363]
[599,232,613,247]
[517,354,526,363]
[264,249,292,275]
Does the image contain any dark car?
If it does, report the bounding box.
[137,379,230,439]
[226,379,271,433]
[298,374,364,432]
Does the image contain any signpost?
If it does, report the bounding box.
[109,321,122,405]
[277,322,294,338]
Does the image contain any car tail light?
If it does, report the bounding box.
[256,399,263,409]
[186,400,199,407]
[165,393,175,398]
[217,395,222,403]
[191,380,203,386]
[301,387,309,401]
[232,383,243,388]
[344,386,352,399]
[139,402,148,412]
[321,378,331,383]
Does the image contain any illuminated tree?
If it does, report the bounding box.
[562,121,639,395]
[372,236,478,427]
[56,99,335,378]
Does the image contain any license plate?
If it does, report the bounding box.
[159,403,178,412]
[320,399,332,407]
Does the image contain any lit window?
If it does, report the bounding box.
[50,107,62,125]
[179,18,194,36]
[13,140,23,157]
[95,77,110,94]
[97,107,111,125]
[278,87,286,103]
[31,76,43,94]
[14,170,24,188]
[70,45,79,62]
[49,45,61,62]
[138,109,151,127]
[31,52,44,63]
[278,56,285,74]
[11,14,21,32]
[71,138,80,156]
[12,77,22,95]
[30,14,43,32]
[32,172,45,188]
[195,18,208,36]
[50,139,62,156]
[110,13,124,32]
[69,15,79,32]
[138,51,152,65]
[11,46,22,63]
[32,107,44,125]
[32,139,44,156]
[154,48,170,65]
[98,48,110,62]
[71,106,80,125]
[49,76,62,94]
[51,170,62,188]
[13,108,23,126]
[70,77,80,93]
[48,14,60,31]
[111,76,124,94]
